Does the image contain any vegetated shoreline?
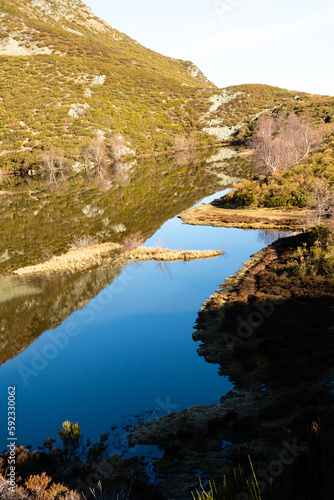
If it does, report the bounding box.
[127,226,334,498]
[179,203,308,231]
[12,243,224,277]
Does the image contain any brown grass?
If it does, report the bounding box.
[13,242,121,276]
[179,204,308,230]
[12,243,224,277]
[124,247,224,262]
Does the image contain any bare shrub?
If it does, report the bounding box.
[41,246,54,260]
[109,134,127,161]
[89,135,108,179]
[41,149,58,186]
[174,149,198,167]
[173,134,196,152]
[40,148,68,186]
[249,114,323,174]
[81,147,92,170]
[307,178,334,226]
[112,161,132,186]
[68,235,98,249]
[122,232,144,251]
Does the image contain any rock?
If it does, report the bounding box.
[92,75,106,85]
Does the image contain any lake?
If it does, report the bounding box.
[0,188,271,453]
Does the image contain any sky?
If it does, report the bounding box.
[84,0,334,96]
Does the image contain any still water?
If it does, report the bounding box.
[0,190,268,451]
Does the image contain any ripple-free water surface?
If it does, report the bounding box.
[0,190,269,450]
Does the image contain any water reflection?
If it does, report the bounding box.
[0,265,122,366]
[0,214,268,450]
[257,230,292,245]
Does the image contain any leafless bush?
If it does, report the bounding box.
[122,232,144,251]
[68,235,98,249]
[109,134,127,161]
[88,135,108,180]
[174,149,198,166]
[307,178,334,226]
[249,114,323,174]
[41,149,58,186]
[112,161,132,186]
[173,134,196,152]
[41,246,54,260]
[40,148,68,186]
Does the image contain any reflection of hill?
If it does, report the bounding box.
[0,264,122,366]
[0,156,227,275]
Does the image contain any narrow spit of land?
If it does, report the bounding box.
[179,203,308,231]
[13,244,224,276]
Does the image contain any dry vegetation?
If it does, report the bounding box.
[248,114,323,174]
[13,242,121,276]
[12,241,224,276]
[0,472,80,499]
[125,247,224,262]
[179,203,308,230]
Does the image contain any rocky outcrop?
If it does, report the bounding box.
[0,35,53,55]
[202,124,242,141]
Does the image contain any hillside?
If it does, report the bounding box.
[0,0,217,172]
[1,0,333,175]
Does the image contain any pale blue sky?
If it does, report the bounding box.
[85,0,334,96]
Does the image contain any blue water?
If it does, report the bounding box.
[0,190,268,452]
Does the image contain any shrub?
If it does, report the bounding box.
[57,421,81,459]
[68,235,98,249]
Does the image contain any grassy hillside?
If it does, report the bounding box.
[0,0,217,171]
[1,1,332,174]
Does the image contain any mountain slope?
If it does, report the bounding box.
[0,0,216,171]
[0,0,333,175]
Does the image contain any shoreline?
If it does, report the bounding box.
[128,227,334,497]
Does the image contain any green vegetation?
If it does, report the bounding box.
[0,0,218,173]
[1,2,333,176]
[222,133,334,209]
[285,225,334,277]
